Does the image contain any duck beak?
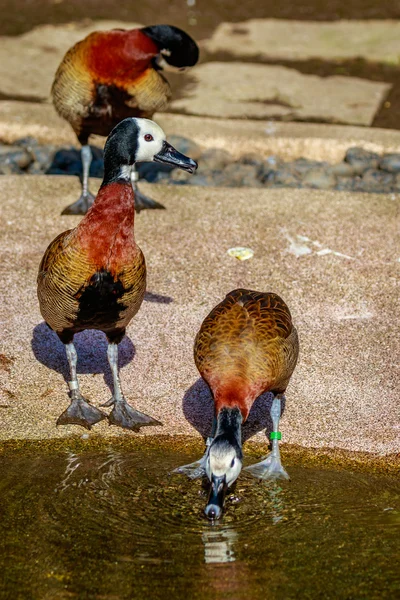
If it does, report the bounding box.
[154,141,198,174]
[204,474,227,521]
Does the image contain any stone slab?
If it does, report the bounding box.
[0,175,399,455]
[170,63,390,126]
[0,20,141,101]
[2,102,400,163]
[203,19,400,65]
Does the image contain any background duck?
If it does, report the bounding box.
[52,24,199,215]
[177,288,299,519]
[37,117,197,431]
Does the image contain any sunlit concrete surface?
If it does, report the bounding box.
[0,175,399,454]
[203,19,400,64]
[169,62,390,126]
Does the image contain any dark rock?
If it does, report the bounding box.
[239,153,263,167]
[353,168,393,193]
[200,148,233,170]
[185,173,215,186]
[29,146,55,172]
[379,153,400,173]
[47,145,104,176]
[13,136,39,150]
[215,163,261,187]
[27,161,45,174]
[137,161,173,183]
[50,147,80,168]
[0,161,24,175]
[267,168,301,188]
[302,168,336,190]
[344,147,380,174]
[291,157,326,175]
[0,145,32,170]
[90,159,104,179]
[336,176,357,191]
[392,173,400,190]
[167,135,202,161]
[169,168,193,184]
[328,162,356,177]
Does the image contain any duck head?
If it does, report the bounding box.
[103,117,198,184]
[142,24,199,73]
[204,407,243,521]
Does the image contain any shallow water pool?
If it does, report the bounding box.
[0,441,399,599]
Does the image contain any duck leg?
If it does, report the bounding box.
[103,343,162,431]
[57,342,107,429]
[61,145,96,215]
[245,395,290,480]
[174,417,217,479]
[130,165,165,212]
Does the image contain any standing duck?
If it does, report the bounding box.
[177,289,299,519]
[52,24,199,215]
[37,117,197,431]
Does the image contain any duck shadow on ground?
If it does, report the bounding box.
[31,322,135,391]
[182,378,286,444]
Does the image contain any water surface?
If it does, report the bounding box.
[0,442,399,599]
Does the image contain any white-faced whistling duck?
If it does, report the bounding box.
[52,25,199,215]
[176,289,299,519]
[37,117,197,431]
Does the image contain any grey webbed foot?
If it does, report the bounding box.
[61,191,95,215]
[103,397,162,432]
[173,458,207,479]
[245,453,290,481]
[134,188,165,213]
[57,395,107,430]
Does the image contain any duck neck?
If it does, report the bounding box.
[102,160,132,187]
[214,407,243,453]
[101,121,137,186]
[77,178,136,266]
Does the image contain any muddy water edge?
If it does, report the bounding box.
[0,437,399,599]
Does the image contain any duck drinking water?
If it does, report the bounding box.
[177,288,299,519]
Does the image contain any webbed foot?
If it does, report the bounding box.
[173,458,207,479]
[134,189,165,213]
[245,453,290,481]
[61,191,95,215]
[57,396,107,430]
[103,397,162,432]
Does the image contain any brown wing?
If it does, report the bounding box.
[37,230,146,337]
[52,39,171,141]
[38,229,94,332]
[194,288,299,394]
[51,42,94,137]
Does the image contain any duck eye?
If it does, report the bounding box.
[230,458,235,468]
[144,134,153,142]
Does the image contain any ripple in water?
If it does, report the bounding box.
[0,446,399,599]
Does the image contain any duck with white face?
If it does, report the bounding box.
[175,288,299,520]
[37,117,197,433]
[204,408,243,520]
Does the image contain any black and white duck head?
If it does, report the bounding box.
[102,117,198,184]
[142,24,199,73]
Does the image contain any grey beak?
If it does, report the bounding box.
[204,474,227,520]
[153,141,198,173]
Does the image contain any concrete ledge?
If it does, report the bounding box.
[203,19,400,64]
[2,102,400,162]
[0,175,399,454]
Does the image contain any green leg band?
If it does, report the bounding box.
[270,431,282,440]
